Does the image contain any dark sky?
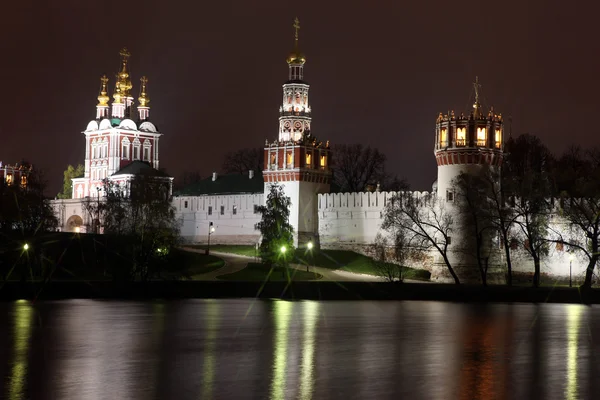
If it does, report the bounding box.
[1,0,598,195]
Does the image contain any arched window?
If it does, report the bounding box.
[456,128,466,146]
[320,154,327,169]
[306,152,312,167]
[477,127,486,146]
[440,128,447,147]
[495,128,502,148]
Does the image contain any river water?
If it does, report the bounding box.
[0,299,599,400]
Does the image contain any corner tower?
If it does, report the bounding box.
[433,77,505,283]
[263,18,332,247]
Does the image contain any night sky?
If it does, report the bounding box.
[1,1,598,195]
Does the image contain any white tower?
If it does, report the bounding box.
[433,77,505,283]
[263,18,332,247]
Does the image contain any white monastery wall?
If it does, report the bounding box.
[173,193,263,245]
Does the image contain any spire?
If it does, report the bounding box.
[138,76,150,121]
[286,17,306,66]
[96,75,110,118]
[472,76,482,118]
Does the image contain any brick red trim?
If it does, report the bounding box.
[435,149,503,167]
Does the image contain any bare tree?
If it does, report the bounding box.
[503,134,553,287]
[382,191,459,284]
[455,172,496,286]
[551,146,600,289]
[332,144,387,192]
[222,148,264,175]
[370,231,411,282]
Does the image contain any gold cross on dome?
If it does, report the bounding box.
[293,17,300,41]
[119,47,131,61]
[140,76,148,86]
[473,76,481,104]
[100,75,108,85]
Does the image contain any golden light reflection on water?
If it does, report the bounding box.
[565,304,582,400]
[270,300,292,400]
[202,300,220,400]
[299,301,319,400]
[8,300,34,400]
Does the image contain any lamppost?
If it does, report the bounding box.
[206,222,215,255]
[569,253,574,287]
[306,241,313,272]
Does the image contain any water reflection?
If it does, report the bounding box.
[202,300,219,400]
[299,301,319,400]
[7,300,33,400]
[270,300,292,400]
[1,300,600,399]
[565,305,582,400]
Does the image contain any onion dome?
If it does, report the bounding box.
[97,75,110,106]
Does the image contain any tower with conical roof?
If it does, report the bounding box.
[433,77,505,283]
[263,18,332,247]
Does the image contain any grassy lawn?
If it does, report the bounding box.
[295,249,431,281]
[170,249,225,279]
[185,244,257,257]
[217,262,321,281]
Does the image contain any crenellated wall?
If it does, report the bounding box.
[173,193,263,244]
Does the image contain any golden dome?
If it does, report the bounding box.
[138,76,150,107]
[97,75,110,106]
[287,51,306,65]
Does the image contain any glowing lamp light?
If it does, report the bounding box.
[280,245,287,254]
[307,241,313,250]
[74,227,81,233]
[569,253,574,261]
[210,226,215,233]
[23,243,29,251]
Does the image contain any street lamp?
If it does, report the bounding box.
[207,222,215,255]
[569,253,574,287]
[306,241,313,272]
[23,243,29,251]
[280,245,286,255]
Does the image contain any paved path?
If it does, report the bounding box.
[182,248,253,280]
[181,248,428,283]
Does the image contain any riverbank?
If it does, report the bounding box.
[1,281,599,304]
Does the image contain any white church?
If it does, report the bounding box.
[51,22,588,284]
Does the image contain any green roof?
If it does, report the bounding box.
[112,161,171,178]
[176,171,263,196]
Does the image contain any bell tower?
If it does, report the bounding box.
[263,18,332,247]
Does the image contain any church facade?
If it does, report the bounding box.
[51,48,172,233]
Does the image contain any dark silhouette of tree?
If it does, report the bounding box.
[255,183,294,267]
[370,231,411,282]
[222,148,264,175]
[332,144,387,192]
[83,175,180,281]
[382,191,459,284]
[503,134,552,287]
[0,169,57,235]
[454,171,496,286]
[57,164,84,199]
[551,145,600,289]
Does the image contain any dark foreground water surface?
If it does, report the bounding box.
[1,300,599,400]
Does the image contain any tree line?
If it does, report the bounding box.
[379,134,600,289]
